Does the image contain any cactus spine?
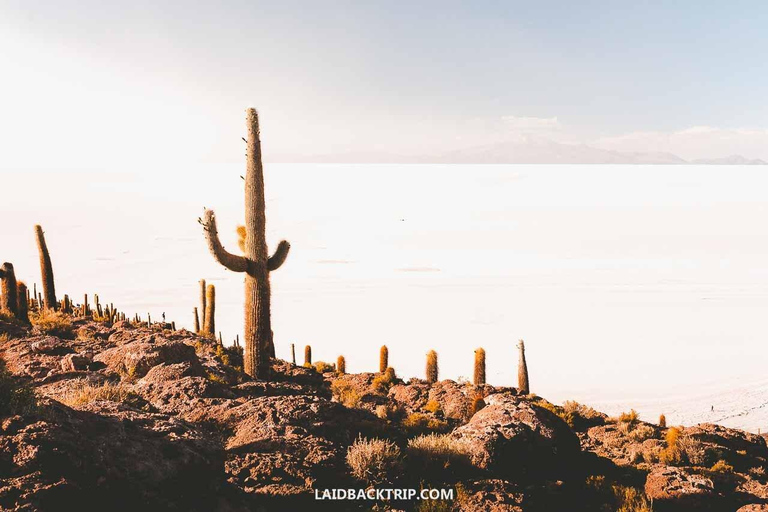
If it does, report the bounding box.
[379,345,388,373]
[304,345,312,366]
[201,109,290,379]
[337,355,346,374]
[426,350,438,384]
[204,284,215,336]
[34,225,56,310]
[517,339,529,395]
[0,263,19,318]
[474,348,486,386]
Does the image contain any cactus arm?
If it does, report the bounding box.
[202,210,248,273]
[267,240,290,271]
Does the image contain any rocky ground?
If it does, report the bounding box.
[2,313,768,511]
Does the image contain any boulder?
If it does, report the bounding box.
[94,335,200,378]
[59,353,91,372]
[451,393,580,478]
[645,466,715,508]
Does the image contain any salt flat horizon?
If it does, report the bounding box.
[2,163,767,430]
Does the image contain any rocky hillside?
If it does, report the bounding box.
[2,313,768,511]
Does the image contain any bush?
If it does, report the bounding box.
[31,310,74,338]
[709,459,734,473]
[659,427,683,465]
[331,380,361,408]
[618,409,639,424]
[61,380,137,407]
[371,367,397,394]
[346,437,401,485]
[0,358,36,415]
[628,424,656,442]
[313,361,336,373]
[614,485,653,512]
[425,399,441,415]
[407,434,473,479]
[403,413,449,434]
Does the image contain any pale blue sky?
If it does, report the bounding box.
[1,1,767,165]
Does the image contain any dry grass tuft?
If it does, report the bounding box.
[407,433,472,470]
[313,361,336,373]
[346,436,401,485]
[709,459,734,473]
[403,412,449,433]
[425,399,441,415]
[331,380,361,408]
[61,380,136,407]
[614,485,653,512]
[31,310,73,338]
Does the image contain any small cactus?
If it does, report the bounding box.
[426,350,438,384]
[379,345,388,373]
[193,307,200,333]
[659,414,667,428]
[34,225,57,310]
[337,355,346,374]
[304,345,312,366]
[474,348,486,386]
[517,339,529,395]
[0,263,19,318]
[204,284,215,336]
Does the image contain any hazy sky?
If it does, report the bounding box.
[2,1,767,166]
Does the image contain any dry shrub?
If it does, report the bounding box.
[618,409,639,424]
[331,380,361,408]
[659,427,683,465]
[425,399,441,415]
[614,485,653,512]
[709,459,734,473]
[61,380,136,407]
[628,424,656,442]
[403,413,448,434]
[375,404,389,420]
[313,361,336,373]
[407,433,472,476]
[346,437,401,485]
[31,310,73,338]
[749,466,766,478]
[371,367,397,394]
[677,432,710,466]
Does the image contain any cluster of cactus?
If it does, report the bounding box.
[200,109,290,379]
[193,279,216,338]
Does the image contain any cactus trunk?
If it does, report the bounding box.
[193,307,200,333]
[34,225,56,310]
[199,279,206,332]
[304,345,312,366]
[517,340,529,394]
[16,282,29,323]
[474,348,486,386]
[337,355,346,374]
[201,109,290,380]
[379,345,388,373]
[426,350,438,384]
[0,263,18,318]
[204,284,215,336]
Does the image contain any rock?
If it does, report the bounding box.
[94,335,200,378]
[59,353,91,372]
[645,466,715,508]
[738,505,768,511]
[30,337,67,355]
[451,479,524,511]
[451,393,580,478]
[0,399,226,511]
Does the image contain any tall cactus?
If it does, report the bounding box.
[34,225,57,310]
[198,279,206,332]
[193,307,200,333]
[0,263,18,318]
[17,282,29,323]
[337,355,346,374]
[517,339,529,394]
[426,350,438,384]
[474,348,486,386]
[379,345,388,373]
[204,284,215,336]
[201,109,290,379]
[304,345,312,366]
[291,343,296,365]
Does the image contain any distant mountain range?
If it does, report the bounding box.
[272,137,767,165]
